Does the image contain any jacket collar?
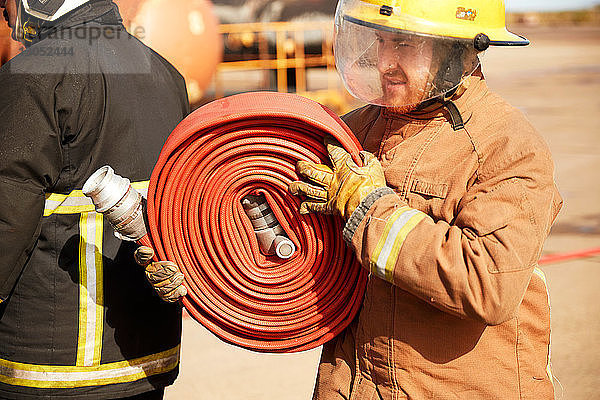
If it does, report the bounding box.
[21,0,120,47]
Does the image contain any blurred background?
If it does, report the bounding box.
[1,0,598,398]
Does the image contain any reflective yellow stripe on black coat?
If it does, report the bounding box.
[0,183,182,395]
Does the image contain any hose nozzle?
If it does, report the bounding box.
[83,166,147,241]
[242,194,296,259]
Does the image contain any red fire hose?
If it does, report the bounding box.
[141,92,368,353]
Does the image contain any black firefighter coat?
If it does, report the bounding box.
[0,1,189,398]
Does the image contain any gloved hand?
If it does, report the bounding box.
[288,136,387,220]
[134,246,187,303]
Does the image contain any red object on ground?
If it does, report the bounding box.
[142,92,367,353]
[539,247,600,265]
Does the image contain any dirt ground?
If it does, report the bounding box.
[166,26,600,400]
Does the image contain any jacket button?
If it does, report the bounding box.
[383,149,396,162]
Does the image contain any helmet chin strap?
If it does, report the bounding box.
[443,100,465,131]
[413,86,465,131]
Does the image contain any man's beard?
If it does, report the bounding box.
[387,103,420,115]
[381,85,424,115]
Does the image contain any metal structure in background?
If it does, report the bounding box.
[210,21,357,114]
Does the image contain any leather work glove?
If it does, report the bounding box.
[288,136,387,220]
[134,246,187,303]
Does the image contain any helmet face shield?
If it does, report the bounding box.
[334,0,481,109]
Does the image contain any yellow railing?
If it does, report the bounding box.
[211,21,355,113]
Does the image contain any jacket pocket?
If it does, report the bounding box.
[457,178,539,274]
[410,179,448,199]
[349,377,381,400]
[405,178,449,219]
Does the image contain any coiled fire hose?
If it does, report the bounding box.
[86,92,368,353]
[82,92,600,353]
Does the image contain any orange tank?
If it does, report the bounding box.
[132,0,222,103]
[114,0,144,28]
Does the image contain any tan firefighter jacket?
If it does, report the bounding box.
[313,71,562,400]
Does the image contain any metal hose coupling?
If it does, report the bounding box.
[83,166,147,241]
[242,194,296,259]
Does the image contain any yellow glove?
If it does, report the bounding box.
[288,137,387,220]
[134,246,187,303]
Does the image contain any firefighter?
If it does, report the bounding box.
[0,0,189,398]
[289,0,563,398]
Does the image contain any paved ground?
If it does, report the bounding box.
[166,26,600,400]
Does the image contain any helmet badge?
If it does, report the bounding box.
[456,7,477,21]
[379,5,394,16]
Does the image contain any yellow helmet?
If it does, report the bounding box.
[341,0,528,46]
[334,0,527,110]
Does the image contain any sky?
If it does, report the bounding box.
[506,0,599,12]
